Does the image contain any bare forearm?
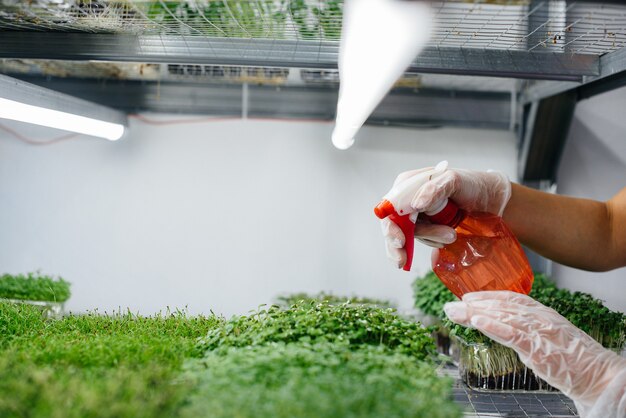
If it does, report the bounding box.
[503,184,626,271]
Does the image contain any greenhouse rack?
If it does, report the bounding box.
[0,0,625,183]
[0,32,599,81]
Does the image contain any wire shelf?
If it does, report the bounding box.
[2,58,490,91]
[0,1,624,56]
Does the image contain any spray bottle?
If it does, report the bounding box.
[375,162,533,298]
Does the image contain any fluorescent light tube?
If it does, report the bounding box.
[332,0,433,150]
[0,97,125,141]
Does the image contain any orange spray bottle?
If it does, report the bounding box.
[375,162,533,298]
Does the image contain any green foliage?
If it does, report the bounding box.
[312,0,342,39]
[1,298,459,418]
[182,342,461,418]
[529,274,626,349]
[0,302,221,418]
[0,304,222,368]
[146,0,289,38]
[420,271,626,350]
[275,291,393,308]
[145,0,342,40]
[413,271,458,319]
[0,359,190,418]
[443,272,626,381]
[199,301,436,360]
[0,302,46,348]
[189,302,457,417]
[0,272,71,302]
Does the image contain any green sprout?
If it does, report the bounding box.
[0,272,71,303]
[199,301,435,360]
[275,291,394,309]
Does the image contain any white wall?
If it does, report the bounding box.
[554,86,626,314]
[0,117,516,316]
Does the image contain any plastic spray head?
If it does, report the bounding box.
[331,0,433,150]
[379,161,448,217]
[374,200,395,219]
[424,198,462,227]
[374,161,448,271]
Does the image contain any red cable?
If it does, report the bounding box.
[0,114,333,146]
[129,114,333,125]
[129,114,241,125]
[0,123,78,146]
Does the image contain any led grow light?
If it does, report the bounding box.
[0,98,124,141]
[0,74,127,141]
[332,0,433,150]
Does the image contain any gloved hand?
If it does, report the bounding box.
[444,291,626,418]
[381,165,512,268]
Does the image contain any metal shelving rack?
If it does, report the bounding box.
[0,0,625,181]
[2,1,624,79]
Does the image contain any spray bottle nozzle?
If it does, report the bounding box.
[374,200,396,219]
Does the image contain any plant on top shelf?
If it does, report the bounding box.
[146,0,287,38]
[0,272,71,303]
[288,0,343,40]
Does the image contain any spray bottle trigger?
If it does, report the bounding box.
[388,212,416,271]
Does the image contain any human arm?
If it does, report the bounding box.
[503,184,626,271]
[444,291,626,418]
[381,163,626,271]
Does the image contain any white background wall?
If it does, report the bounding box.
[554,86,626,313]
[0,117,516,317]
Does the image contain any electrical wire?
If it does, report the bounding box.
[128,114,242,125]
[0,123,78,146]
[0,114,334,146]
[129,114,334,125]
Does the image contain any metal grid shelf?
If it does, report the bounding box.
[0,1,624,81]
[0,32,601,81]
[1,1,625,56]
[440,364,580,418]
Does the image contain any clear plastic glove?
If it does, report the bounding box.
[444,291,626,418]
[381,166,512,267]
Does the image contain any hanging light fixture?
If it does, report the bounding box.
[332,0,434,150]
[0,74,127,141]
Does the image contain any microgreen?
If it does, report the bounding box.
[0,303,222,368]
[1,297,460,417]
[443,273,626,350]
[181,342,461,418]
[424,271,626,388]
[413,271,458,319]
[0,272,71,303]
[0,302,221,418]
[275,291,394,309]
[199,301,436,360]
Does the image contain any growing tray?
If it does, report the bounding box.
[454,335,557,392]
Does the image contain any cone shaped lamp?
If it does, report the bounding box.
[332,0,433,150]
